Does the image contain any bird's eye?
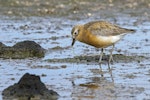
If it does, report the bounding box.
[74,29,79,35]
[74,32,78,35]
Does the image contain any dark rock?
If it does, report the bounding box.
[0,42,7,48]
[13,41,42,50]
[2,73,59,100]
[0,41,45,59]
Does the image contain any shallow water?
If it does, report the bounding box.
[0,0,150,100]
[0,16,149,100]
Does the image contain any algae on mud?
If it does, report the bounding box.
[46,54,148,64]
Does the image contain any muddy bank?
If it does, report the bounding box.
[0,0,149,19]
[2,73,58,100]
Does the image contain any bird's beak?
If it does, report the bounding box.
[71,38,76,46]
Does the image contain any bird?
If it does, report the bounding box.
[71,20,135,68]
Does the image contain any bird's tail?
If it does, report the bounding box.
[122,28,136,33]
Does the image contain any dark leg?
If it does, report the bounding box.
[99,48,104,68]
[108,67,114,82]
[108,44,115,69]
[109,44,115,63]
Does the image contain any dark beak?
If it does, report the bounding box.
[71,38,76,46]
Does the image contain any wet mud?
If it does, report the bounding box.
[0,0,150,100]
[47,54,148,64]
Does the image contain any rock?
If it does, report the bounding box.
[2,73,59,100]
[0,41,45,59]
[0,42,6,48]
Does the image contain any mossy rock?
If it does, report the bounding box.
[0,41,45,59]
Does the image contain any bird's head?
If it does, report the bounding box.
[71,25,82,46]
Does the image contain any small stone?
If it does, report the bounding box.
[61,65,67,68]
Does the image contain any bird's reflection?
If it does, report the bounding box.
[98,63,114,82]
[71,64,115,100]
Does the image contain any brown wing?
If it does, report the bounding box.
[84,21,135,36]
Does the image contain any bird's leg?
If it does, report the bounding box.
[108,68,114,82]
[108,44,115,66]
[99,48,104,68]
